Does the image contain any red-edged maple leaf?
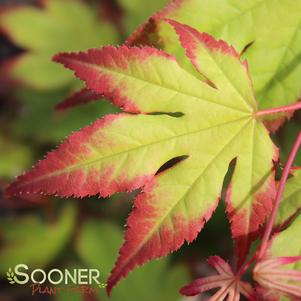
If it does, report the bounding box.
[180,256,256,301]
[6,21,278,293]
[254,213,301,300]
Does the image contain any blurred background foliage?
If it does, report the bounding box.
[0,0,300,301]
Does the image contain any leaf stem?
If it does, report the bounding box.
[258,130,301,259]
[256,102,301,117]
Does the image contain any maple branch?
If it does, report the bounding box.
[258,130,301,259]
[255,101,301,117]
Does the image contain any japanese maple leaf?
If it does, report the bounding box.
[254,213,301,300]
[180,256,256,300]
[6,21,278,293]
[254,256,301,300]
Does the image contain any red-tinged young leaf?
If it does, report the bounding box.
[55,88,102,110]
[263,110,295,134]
[254,256,301,300]
[6,23,278,293]
[254,213,301,300]
[180,256,256,300]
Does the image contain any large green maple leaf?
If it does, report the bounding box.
[128,0,301,116]
[6,21,278,292]
[0,0,118,90]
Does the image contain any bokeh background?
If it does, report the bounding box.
[0,1,300,301]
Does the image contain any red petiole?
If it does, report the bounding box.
[256,101,301,117]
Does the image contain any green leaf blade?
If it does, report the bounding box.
[276,168,301,228]
[129,0,301,120]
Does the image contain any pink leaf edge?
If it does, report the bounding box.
[55,88,102,110]
[106,182,220,294]
[166,19,240,59]
[126,0,184,46]
[5,113,152,199]
[53,45,176,114]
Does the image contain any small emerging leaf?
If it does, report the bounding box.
[254,214,301,300]
[180,256,256,300]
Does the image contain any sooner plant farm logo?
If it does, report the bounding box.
[7,264,107,296]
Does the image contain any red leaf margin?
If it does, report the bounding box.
[126,0,184,47]
[5,113,153,199]
[52,46,176,114]
[106,181,220,294]
[55,88,102,110]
